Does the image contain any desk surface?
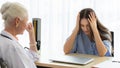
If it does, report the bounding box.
[35,53,113,68]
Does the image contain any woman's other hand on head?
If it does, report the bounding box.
[88,12,97,30]
[75,12,80,31]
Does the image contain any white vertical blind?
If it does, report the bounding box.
[0,0,120,57]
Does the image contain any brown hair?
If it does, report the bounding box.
[79,8,111,41]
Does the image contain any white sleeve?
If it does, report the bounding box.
[25,49,40,62]
[12,46,37,68]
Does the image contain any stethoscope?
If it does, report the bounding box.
[0,34,12,40]
[0,34,29,49]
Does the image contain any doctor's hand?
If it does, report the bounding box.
[26,23,34,34]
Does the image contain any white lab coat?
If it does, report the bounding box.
[0,30,39,68]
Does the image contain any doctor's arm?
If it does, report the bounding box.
[26,23,37,52]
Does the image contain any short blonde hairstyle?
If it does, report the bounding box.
[0,2,28,27]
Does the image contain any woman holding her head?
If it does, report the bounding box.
[64,8,112,57]
[0,2,39,68]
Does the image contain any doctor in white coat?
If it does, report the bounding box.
[0,2,39,68]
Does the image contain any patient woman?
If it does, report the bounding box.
[0,2,39,68]
[64,8,112,57]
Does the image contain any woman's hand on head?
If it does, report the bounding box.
[26,23,34,34]
[88,12,97,30]
[75,12,80,31]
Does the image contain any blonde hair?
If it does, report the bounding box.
[0,2,28,27]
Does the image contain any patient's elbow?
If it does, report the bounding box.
[64,52,69,55]
[99,53,106,57]
[99,55,104,57]
[64,50,70,55]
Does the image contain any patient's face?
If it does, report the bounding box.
[80,18,90,35]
